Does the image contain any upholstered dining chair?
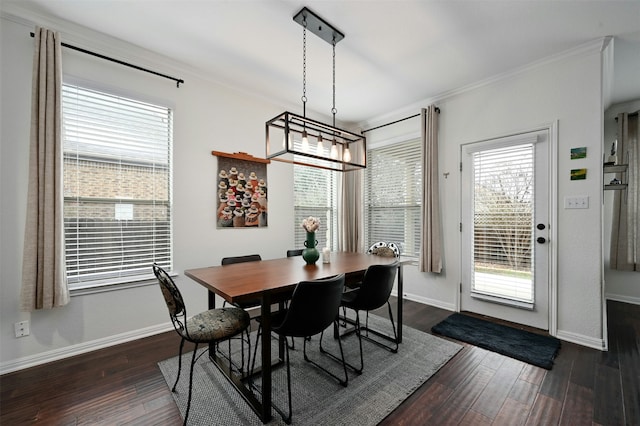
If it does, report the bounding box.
[152,264,250,426]
[366,241,400,257]
[250,274,348,424]
[338,262,399,374]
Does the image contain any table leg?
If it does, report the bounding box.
[260,292,272,422]
[208,291,216,358]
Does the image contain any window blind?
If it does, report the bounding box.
[62,84,173,287]
[293,164,337,251]
[364,139,422,257]
[472,143,534,301]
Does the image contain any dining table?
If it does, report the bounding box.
[184,251,405,423]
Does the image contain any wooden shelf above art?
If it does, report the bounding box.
[211,151,270,164]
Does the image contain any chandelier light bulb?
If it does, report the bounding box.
[316,133,324,155]
[343,146,351,162]
[330,141,339,159]
[301,130,309,152]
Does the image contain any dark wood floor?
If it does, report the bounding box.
[1,300,638,425]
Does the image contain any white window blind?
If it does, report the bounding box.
[293,164,338,251]
[62,84,173,287]
[364,139,422,257]
[472,143,534,301]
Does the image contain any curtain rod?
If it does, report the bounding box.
[30,32,184,88]
[614,111,638,121]
[361,108,440,134]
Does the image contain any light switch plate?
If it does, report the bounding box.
[564,195,589,209]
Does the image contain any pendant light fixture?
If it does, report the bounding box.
[266,7,366,172]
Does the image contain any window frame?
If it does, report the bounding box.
[61,81,174,293]
[364,137,422,258]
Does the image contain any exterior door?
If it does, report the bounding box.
[460,129,551,330]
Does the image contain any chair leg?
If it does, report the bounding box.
[322,310,364,374]
[308,330,350,385]
[249,324,263,388]
[172,337,186,392]
[354,311,364,373]
[184,342,199,426]
[283,340,293,424]
[359,302,399,353]
[246,328,252,374]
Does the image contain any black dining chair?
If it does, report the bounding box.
[286,248,303,257]
[152,264,251,426]
[285,248,303,348]
[251,273,348,424]
[219,254,262,371]
[220,254,263,311]
[337,262,399,374]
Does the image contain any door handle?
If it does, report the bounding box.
[537,237,546,244]
[537,223,546,230]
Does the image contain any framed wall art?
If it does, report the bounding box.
[212,151,270,228]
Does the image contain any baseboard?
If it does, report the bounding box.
[0,322,173,375]
[555,329,606,351]
[394,291,456,312]
[605,293,640,305]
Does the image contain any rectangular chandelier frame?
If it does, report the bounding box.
[266,111,366,172]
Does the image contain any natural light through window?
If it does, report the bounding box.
[62,84,173,289]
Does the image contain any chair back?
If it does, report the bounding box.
[367,241,400,257]
[352,262,399,311]
[286,249,303,257]
[221,254,262,265]
[152,263,188,337]
[275,274,346,338]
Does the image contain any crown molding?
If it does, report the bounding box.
[360,37,609,131]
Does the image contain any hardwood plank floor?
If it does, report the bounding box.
[1,300,637,425]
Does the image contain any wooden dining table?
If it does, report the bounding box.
[184,251,404,423]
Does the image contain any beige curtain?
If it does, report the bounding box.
[419,106,443,273]
[339,170,364,253]
[20,27,69,311]
[611,112,639,271]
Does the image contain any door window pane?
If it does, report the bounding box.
[472,143,534,302]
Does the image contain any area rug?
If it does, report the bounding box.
[158,315,462,425]
[431,313,561,369]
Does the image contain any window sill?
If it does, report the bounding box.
[69,271,177,296]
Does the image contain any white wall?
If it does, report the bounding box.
[0,9,614,372]
[603,99,640,304]
[366,42,609,349]
[1,12,295,372]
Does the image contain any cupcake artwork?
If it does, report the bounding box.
[212,151,270,228]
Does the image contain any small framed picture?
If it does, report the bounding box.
[570,147,587,160]
[570,168,587,180]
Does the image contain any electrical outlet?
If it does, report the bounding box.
[15,320,29,338]
[564,195,589,209]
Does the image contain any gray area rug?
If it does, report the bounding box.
[158,314,462,425]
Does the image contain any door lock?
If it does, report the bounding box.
[537,237,547,244]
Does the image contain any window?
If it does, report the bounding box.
[62,84,173,289]
[293,165,338,250]
[365,139,422,257]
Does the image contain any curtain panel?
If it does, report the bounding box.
[611,112,639,271]
[339,170,364,253]
[419,106,443,273]
[20,27,69,310]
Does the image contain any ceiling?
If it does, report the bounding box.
[4,0,640,125]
